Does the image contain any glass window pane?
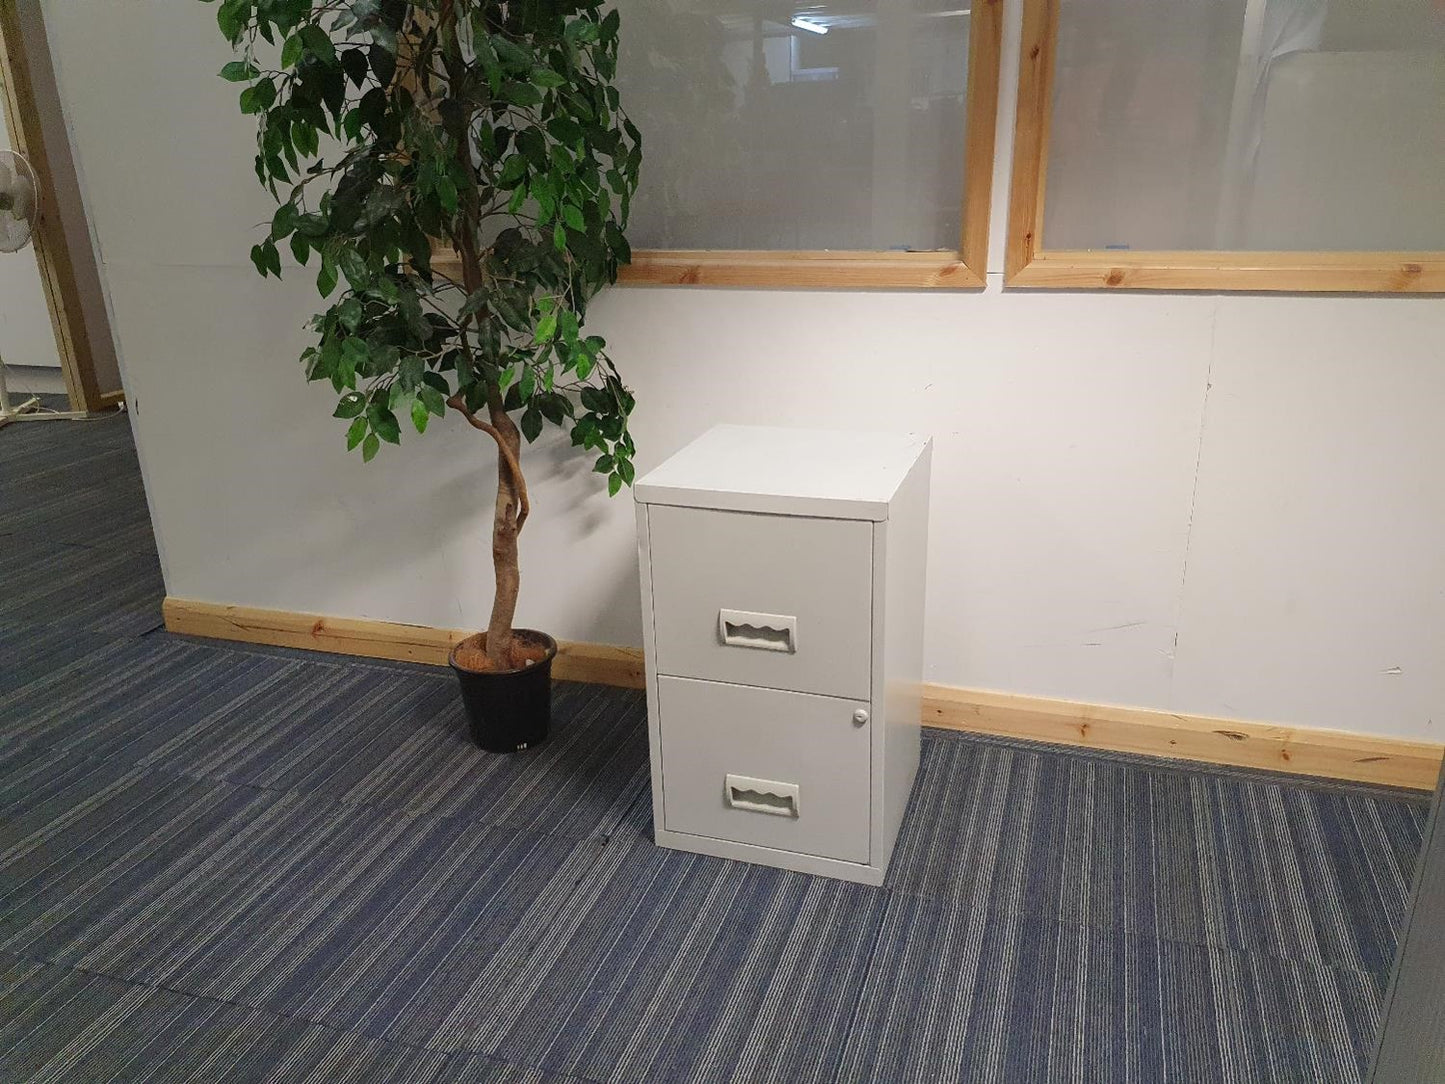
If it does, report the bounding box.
[1043,0,1445,252]
[615,1,972,251]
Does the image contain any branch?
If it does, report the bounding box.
[446,394,530,533]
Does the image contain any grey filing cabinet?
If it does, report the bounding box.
[634,425,931,885]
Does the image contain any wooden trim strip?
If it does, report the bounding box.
[1009,250,1445,293]
[1004,0,1058,280]
[616,251,983,289]
[926,685,1443,792]
[959,0,1004,276]
[163,597,1441,791]
[161,598,645,687]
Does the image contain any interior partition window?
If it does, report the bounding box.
[613,0,1003,288]
[1005,0,1445,292]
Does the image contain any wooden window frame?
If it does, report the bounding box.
[617,0,1003,291]
[1005,0,1445,294]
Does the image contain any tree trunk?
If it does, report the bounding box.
[438,0,524,670]
[485,392,523,668]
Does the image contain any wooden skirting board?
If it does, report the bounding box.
[163,597,1442,793]
[161,598,645,688]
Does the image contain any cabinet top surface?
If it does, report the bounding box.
[634,425,931,520]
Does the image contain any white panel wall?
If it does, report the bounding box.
[38,0,1445,742]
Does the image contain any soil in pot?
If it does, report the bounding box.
[449,629,557,753]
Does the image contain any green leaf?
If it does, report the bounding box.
[492,36,533,70]
[607,472,622,497]
[317,257,339,298]
[337,338,366,389]
[594,453,614,474]
[497,155,527,187]
[538,393,568,425]
[346,416,368,450]
[411,396,430,434]
[333,392,366,418]
[270,202,298,241]
[361,432,380,462]
[500,82,543,108]
[281,32,304,69]
[301,24,336,65]
[531,69,567,88]
[369,43,396,85]
[219,60,258,82]
[372,408,401,444]
[618,458,635,485]
[562,204,584,231]
[436,176,458,214]
[519,406,543,442]
[337,297,363,331]
[340,47,369,87]
[216,0,247,43]
[533,313,557,344]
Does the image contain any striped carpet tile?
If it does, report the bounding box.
[1,476,150,549]
[0,621,123,697]
[0,954,457,1082]
[413,834,890,1083]
[0,405,140,486]
[0,638,302,760]
[0,537,163,638]
[0,634,650,841]
[431,1052,602,1082]
[1157,938,1383,1083]
[886,734,1424,973]
[837,890,1384,1084]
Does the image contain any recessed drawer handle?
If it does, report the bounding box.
[718,609,797,654]
[725,774,800,817]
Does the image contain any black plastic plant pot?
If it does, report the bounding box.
[448,629,557,753]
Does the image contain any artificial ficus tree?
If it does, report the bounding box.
[207,0,640,668]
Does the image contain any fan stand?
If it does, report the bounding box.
[0,349,40,427]
[0,348,111,427]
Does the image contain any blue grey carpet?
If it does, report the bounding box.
[0,409,1430,1081]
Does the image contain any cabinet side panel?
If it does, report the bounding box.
[1369,767,1445,1083]
[636,501,666,832]
[880,443,931,866]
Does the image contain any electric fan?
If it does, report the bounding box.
[0,146,44,426]
[0,146,109,427]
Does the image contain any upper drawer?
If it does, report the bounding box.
[646,504,873,700]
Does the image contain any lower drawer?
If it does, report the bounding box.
[657,676,871,864]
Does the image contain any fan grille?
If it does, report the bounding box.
[0,149,38,254]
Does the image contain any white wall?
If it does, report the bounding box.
[39,0,1445,742]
